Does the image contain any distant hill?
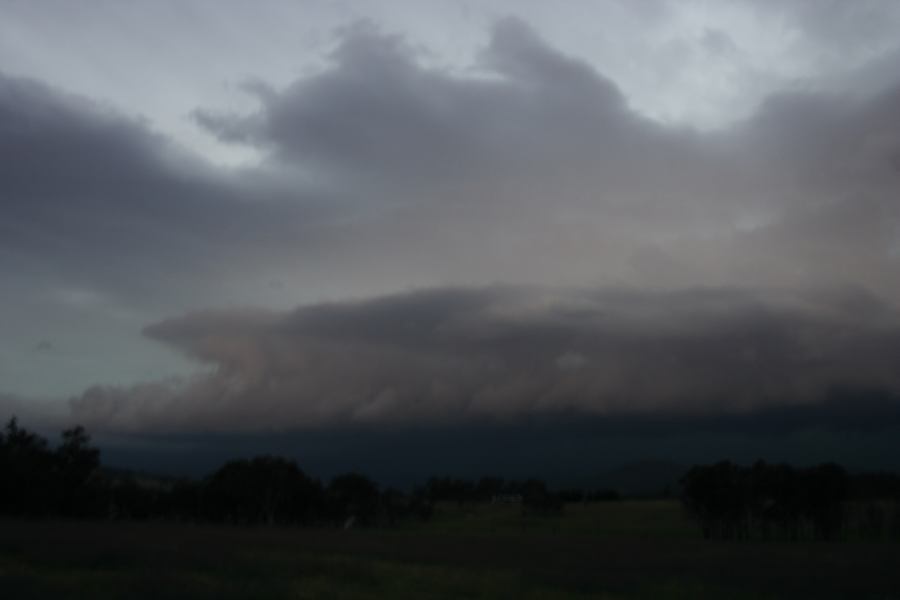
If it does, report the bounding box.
[99,466,181,490]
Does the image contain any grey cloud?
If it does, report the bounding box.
[765,0,900,51]
[69,285,900,432]
[195,18,691,201]
[0,68,358,397]
[0,72,335,310]
[191,19,900,297]
[5,18,898,309]
[700,29,738,57]
[0,391,67,431]
[3,14,900,409]
[33,340,54,354]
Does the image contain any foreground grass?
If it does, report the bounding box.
[412,500,696,538]
[0,548,781,600]
[1,502,898,599]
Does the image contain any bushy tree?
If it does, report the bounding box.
[681,461,852,541]
[327,472,379,526]
[204,456,323,525]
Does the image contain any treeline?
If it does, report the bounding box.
[681,461,900,541]
[0,419,590,526]
[0,418,101,517]
[419,476,618,510]
[7,419,900,539]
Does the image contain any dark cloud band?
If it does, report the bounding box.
[68,285,900,432]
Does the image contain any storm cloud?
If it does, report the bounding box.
[0,71,333,308]
[69,285,900,432]
[192,17,900,296]
[3,17,898,307]
[1,6,899,445]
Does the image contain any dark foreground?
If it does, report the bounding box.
[1,502,898,599]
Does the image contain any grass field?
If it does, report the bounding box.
[2,501,898,599]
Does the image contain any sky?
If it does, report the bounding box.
[2,1,900,476]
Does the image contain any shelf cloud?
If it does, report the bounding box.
[68,285,900,432]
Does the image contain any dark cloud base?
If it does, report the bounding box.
[67,285,900,438]
[97,404,900,487]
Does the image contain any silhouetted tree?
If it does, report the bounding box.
[476,476,506,501]
[802,463,848,540]
[328,472,379,527]
[425,477,476,506]
[520,479,563,516]
[0,417,56,516]
[55,425,102,516]
[204,456,323,525]
[682,461,856,541]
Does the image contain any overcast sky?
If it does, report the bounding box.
[2,1,900,445]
